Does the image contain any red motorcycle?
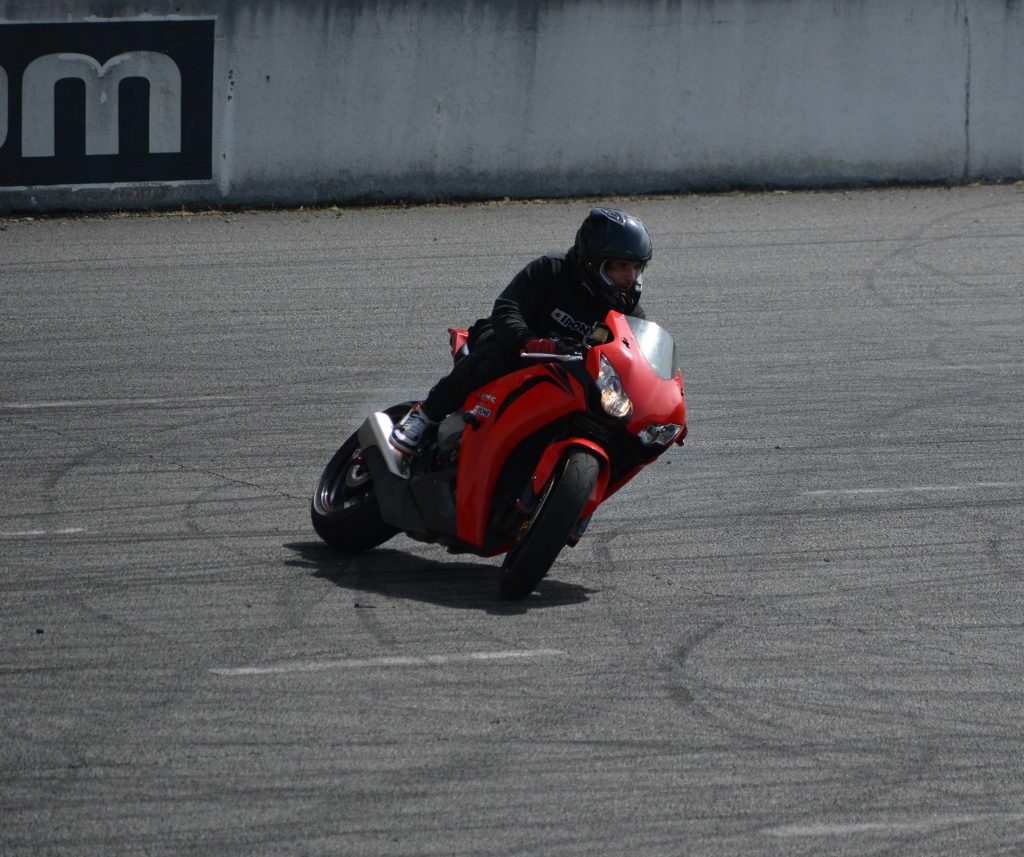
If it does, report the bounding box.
[311,310,686,599]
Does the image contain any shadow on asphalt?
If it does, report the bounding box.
[283,541,596,614]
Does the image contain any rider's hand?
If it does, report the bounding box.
[523,338,560,354]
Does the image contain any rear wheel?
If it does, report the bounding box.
[311,429,398,552]
[498,449,601,599]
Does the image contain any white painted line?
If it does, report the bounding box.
[0,395,239,411]
[0,528,86,539]
[924,364,1021,371]
[767,812,1024,837]
[211,648,566,677]
[803,482,1022,497]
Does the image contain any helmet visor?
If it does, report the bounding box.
[599,259,646,291]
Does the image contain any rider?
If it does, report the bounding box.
[390,207,653,454]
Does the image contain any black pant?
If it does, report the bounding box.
[420,338,524,421]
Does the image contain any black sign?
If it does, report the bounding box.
[0,19,214,187]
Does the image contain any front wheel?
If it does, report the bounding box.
[311,430,398,552]
[498,448,601,599]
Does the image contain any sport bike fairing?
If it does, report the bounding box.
[587,313,685,432]
[455,361,587,549]
[454,312,685,551]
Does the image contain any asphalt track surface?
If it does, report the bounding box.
[2,185,1023,856]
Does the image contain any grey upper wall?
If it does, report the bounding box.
[0,0,1022,212]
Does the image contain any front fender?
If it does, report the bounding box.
[530,438,611,519]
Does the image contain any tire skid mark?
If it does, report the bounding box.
[15,418,305,502]
[39,442,108,513]
[659,600,979,834]
[863,199,1024,343]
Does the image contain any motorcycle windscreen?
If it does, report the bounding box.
[625,317,679,380]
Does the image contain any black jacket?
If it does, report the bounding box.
[471,249,645,351]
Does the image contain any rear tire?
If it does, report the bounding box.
[311,429,398,553]
[498,449,601,599]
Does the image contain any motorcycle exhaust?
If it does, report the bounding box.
[357,412,410,480]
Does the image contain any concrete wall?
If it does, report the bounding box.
[1,0,1022,212]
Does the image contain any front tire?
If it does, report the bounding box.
[498,449,601,599]
[311,430,398,552]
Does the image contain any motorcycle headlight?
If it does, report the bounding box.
[637,422,683,447]
[596,354,633,420]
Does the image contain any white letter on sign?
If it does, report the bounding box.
[22,51,182,157]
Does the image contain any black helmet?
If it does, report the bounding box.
[573,208,652,313]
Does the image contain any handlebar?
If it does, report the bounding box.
[519,352,585,362]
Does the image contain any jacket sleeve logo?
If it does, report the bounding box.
[550,308,591,337]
